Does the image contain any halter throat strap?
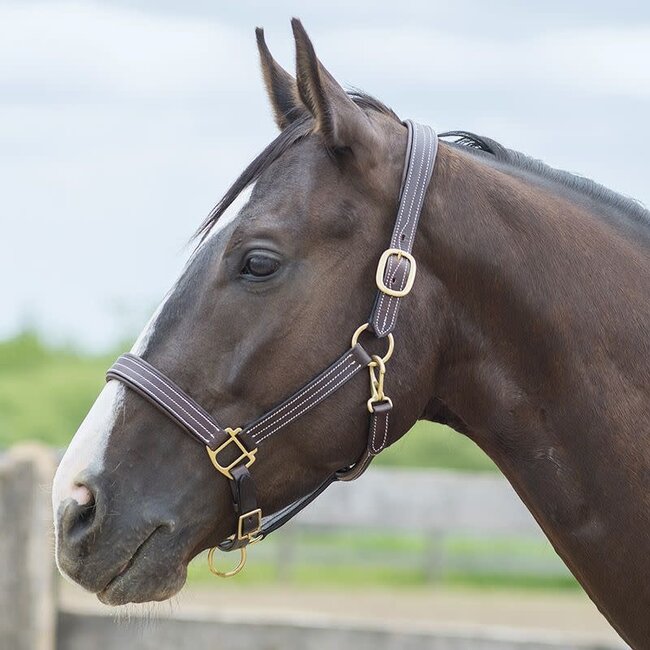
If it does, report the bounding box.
[106,120,438,559]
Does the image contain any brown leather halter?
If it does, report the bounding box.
[106,120,438,576]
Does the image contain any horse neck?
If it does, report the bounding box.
[416,143,650,646]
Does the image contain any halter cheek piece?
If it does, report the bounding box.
[106,121,438,577]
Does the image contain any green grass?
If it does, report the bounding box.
[0,331,496,472]
[186,530,579,591]
[0,332,114,448]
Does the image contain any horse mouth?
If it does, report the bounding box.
[97,527,186,605]
[98,533,152,594]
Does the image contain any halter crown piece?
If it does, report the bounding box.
[106,121,438,577]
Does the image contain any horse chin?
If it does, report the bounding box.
[94,528,190,606]
[96,553,188,606]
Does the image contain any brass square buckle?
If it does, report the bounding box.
[206,427,258,480]
[375,248,417,298]
[238,508,263,542]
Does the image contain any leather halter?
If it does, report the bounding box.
[106,120,438,574]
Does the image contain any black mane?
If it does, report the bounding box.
[439,130,650,232]
[196,92,649,242]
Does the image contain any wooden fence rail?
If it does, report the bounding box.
[274,467,570,581]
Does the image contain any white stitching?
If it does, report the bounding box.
[250,360,357,442]
[370,410,389,454]
[406,126,434,251]
[385,129,434,331]
[246,353,353,436]
[125,356,219,434]
[382,412,389,451]
[253,363,360,444]
[380,261,409,333]
[370,412,379,453]
[382,126,435,334]
[376,123,427,334]
[381,118,423,331]
[390,121,419,248]
[112,362,213,444]
[112,362,213,443]
[374,122,420,331]
[399,123,427,248]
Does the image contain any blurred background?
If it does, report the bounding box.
[1,1,647,648]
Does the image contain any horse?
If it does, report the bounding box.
[52,19,649,648]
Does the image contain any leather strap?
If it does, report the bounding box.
[219,465,260,551]
[370,121,437,337]
[257,474,337,537]
[337,399,391,481]
[242,343,371,445]
[107,353,227,450]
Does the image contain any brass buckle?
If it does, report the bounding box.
[375,248,417,298]
[206,427,257,480]
[238,508,263,542]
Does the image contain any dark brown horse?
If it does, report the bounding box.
[52,20,649,648]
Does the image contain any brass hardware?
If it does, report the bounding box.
[375,248,417,298]
[206,431,263,579]
[238,508,263,542]
[350,323,394,364]
[206,428,257,481]
[368,395,393,413]
[367,354,393,412]
[206,508,262,578]
[369,355,386,399]
[207,546,247,578]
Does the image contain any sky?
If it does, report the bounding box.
[1,0,649,350]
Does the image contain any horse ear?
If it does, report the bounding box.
[291,18,377,153]
[256,27,305,130]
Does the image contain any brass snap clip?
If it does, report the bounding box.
[367,354,393,413]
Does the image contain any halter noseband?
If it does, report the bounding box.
[106,120,438,576]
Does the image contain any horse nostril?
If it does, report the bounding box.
[71,484,94,507]
[59,479,103,545]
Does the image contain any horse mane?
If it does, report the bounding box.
[439,130,650,231]
[195,91,649,242]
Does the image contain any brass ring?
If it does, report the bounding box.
[350,323,394,364]
[207,546,247,578]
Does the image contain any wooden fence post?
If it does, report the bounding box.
[0,444,58,650]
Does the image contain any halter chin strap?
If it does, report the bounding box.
[106,120,438,573]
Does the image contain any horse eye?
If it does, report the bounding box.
[241,253,281,279]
